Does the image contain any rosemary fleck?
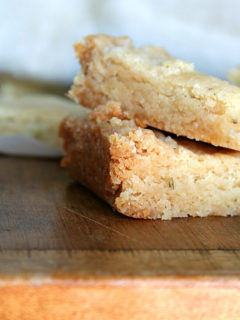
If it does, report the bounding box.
[169,178,174,189]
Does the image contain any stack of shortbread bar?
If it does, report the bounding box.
[60,35,240,219]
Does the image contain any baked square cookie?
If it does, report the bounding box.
[0,94,85,148]
[229,66,240,87]
[69,34,240,151]
[60,102,240,220]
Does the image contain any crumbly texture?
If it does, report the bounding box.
[69,34,240,151]
[228,66,240,87]
[60,101,240,220]
[0,94,87,147]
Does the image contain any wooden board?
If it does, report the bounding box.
[0,155,240,320]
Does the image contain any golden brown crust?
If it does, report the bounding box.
[70,34,240,151]
[60,102,240,220]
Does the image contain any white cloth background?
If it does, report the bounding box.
[0,0,240,83]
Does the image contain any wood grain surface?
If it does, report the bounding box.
[0,155,240,320]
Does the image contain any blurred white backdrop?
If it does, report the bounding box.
[0,0,240,83]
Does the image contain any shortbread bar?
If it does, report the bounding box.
[59,102,240,220]
[69,34,240,151]
[0,94,85,147]
[229,66,240,87]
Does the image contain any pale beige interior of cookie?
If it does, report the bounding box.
[71,35,240,151]
[60,102,240,220]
